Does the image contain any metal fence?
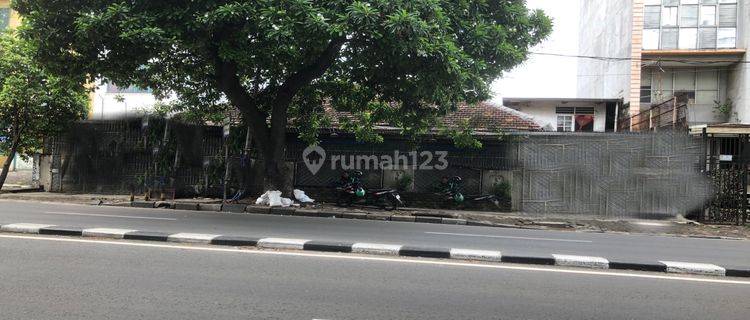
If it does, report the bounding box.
[44,118,715,219]
[617,98,688,132]
[517,132,710,218]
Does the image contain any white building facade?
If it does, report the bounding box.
[578,0,749,125]
[89,82,162,120]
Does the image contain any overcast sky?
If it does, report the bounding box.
[491,0,580,103]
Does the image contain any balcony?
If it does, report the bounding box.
[641,49,746,68]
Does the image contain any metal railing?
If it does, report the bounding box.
[616,98,688,132]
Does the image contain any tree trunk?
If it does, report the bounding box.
[0,139,19,191]
[258,134,292,195]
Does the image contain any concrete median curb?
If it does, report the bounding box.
[1,221,748,279]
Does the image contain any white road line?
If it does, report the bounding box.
[425,232,593,243]
[43,211,177,221]
[0,234,748,285]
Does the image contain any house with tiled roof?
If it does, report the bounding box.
[503,98,624,133]
[308,100,542,137]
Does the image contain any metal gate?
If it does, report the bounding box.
[702,134,749,225]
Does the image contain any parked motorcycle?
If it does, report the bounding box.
[335,171,403,210]
[436,176,501,208]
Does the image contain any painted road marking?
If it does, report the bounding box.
[258,238,309,250]
[82,228,138,239]
[167,233,220,244]
[425,232,593,243]
[553,254,609,269]
[43,211,178,221]
[661,261,726,276]
[0,223,55,234]
[0,234,748,285]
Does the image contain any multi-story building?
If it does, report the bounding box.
[579,0,748,125]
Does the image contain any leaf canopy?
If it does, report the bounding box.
[14,0,551,144]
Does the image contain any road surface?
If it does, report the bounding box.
[0,234,748,319]
[1,200,749,267]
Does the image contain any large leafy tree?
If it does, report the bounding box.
[0,31,88,190]
[14,0,551,191]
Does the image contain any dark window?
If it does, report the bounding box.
[674,91,696,104]
[641,86,652,104]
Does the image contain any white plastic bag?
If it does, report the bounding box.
[255,191,270,205]
[280,197,293,207]
[267,190,284,207]
[293,189,315,203]
[256,190,294,207]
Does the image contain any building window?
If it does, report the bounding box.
[643,0,736,50]
[662,7,678,26]
[645,6,662,28]
[718,3,737,27]
[646,68,723,107]
[661,28,678,49]
[701,6,716,26]
[641,71,653,105]
[557,115,573,132]
[643,29,660,49]
[717,28,736,48]
[556,107,595,133]
[680,5,699,27]
[0,8,10,30]
[679,28,698,49]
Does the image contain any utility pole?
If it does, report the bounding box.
[223,119,230,203]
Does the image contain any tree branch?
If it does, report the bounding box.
[272,36,347,107]
[209,40,271,151]
[266,36,347,155]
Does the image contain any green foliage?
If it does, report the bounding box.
[713,99,734,121]
[395,173,413,192]
[0,30,88,162]
[492,180,511,199]
[13,0,551,188]
[14,0,550,140]
[440,118,483,150]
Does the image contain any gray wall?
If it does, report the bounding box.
[516,132,710,218]
[577,0,633,100]
[730,0,750,123]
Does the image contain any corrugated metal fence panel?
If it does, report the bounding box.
[518,132,708,218]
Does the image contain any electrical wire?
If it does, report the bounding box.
[530,51,750,65]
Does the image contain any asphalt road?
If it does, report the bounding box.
[1,200,750,267]
[0,234,748,319]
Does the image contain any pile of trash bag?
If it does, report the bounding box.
[255,189,315,207]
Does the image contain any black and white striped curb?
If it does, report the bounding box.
[2,222,749,278]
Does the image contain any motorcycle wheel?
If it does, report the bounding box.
[378,195,399,211]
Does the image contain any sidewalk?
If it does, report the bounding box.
[1,191,749,240]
